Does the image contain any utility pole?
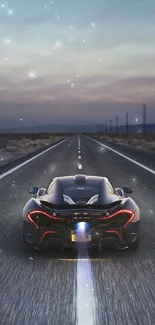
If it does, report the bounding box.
[116,116,119,135]
[105,120,107,134]
[110,119,112,134]
[126,112,129,136]
[102,122,104,133]
[142,103,147,136]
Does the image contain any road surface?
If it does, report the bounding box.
[0,134,155,325]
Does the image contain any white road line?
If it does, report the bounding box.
[87,136,155,175]
[78,164,82,170]
[76,251,95,325]
[78,136,80,148]
[0,137,70,180]
[78,156,81,159]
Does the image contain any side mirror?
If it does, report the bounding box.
[123,186,133,194]
[37,188,46,196]
[28,187,38,194]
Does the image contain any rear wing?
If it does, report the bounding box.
[40,200,123,212]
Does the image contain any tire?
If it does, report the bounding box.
[128,234,139,250]
[22,233,46,252]
[22,233,34,251]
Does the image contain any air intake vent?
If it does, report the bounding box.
[73,174,88,184]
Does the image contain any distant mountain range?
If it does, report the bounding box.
[108,123,155,134]
[0,123,155,134]
[0,124,96,134]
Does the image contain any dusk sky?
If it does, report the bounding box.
[0,0,155,128]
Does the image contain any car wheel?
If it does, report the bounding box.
[128,234,139,250]
[22,233,46,251]
[22,233,34,251]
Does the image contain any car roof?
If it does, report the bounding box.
[57,174,103,188]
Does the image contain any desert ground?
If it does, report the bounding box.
[94,134,155,154]
[0,133,65,165]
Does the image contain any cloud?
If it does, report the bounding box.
[0,0,155,128]
[0,74,155,105]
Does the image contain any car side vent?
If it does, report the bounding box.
[73,174,88,184]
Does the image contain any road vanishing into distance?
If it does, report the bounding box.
[0,134,155,325]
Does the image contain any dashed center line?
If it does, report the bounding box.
[78,135,81,148]
[76,251,95,325]
[78,164,82,170]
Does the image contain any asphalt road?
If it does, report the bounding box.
[0,134,155,325]
[92,135,155,171]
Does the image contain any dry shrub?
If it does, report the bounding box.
[128,138,140,146]
[146,142,155,150]
[108,135,155,153]
[3,135,63,157]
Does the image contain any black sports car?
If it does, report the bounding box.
[23,174,140,252]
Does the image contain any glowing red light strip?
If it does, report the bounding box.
[39,231,58,243]
[105,230,121,240]
[27,213,39,230]
[98,209,135,226]
[124,214,135,228]
[29,210,62,220]
[27,210,62,229]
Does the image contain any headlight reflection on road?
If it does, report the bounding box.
[76,249,95,325]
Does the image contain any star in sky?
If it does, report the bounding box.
[0,0,155,127]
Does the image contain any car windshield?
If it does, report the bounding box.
[63,186,98,199]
